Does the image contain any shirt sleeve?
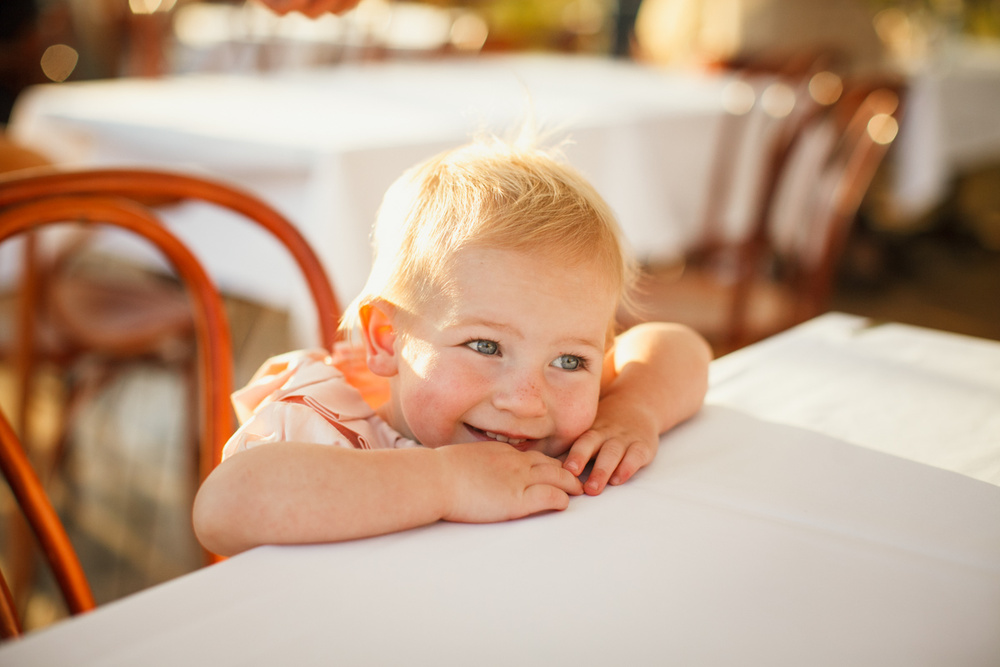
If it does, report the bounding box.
[221,349,417,460]
[223,400,359,458]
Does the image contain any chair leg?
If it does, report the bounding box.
[8,234,47,615]
[181,361,222,564]
[0,565,22,638]
[2,512,37,620]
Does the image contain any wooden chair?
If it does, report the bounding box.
[0,168,341,631]
[0,168,340,478]
[697,51,846,252]
[628,77,903,355]
[0,567,21,639]
[0,407,95,639]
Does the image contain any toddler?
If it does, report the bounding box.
[193,137,711,556]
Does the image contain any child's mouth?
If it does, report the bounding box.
[466,425,533,451]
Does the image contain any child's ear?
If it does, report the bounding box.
[359,300,398,377]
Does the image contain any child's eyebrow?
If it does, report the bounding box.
[448,316,519,334]
[555,334,606,352]
[547,334,609,353]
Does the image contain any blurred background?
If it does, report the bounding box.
[3,0,999,336]
[1,0,998,635]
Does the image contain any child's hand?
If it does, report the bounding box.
[562,392,660,496]
[437,442,583,523]
[562,322,711,496]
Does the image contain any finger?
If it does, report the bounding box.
[562,429,602,475]
[583,438,628,496]
[607,442,656,486]
[521,484,571,515]
[533,460,584,495]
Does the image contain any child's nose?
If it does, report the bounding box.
[492,373,547,419]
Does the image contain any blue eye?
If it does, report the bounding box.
[552,354,584,371]
[467,339,499,356]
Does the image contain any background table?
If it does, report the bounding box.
[2,313,997,666]
[9,54,729,341]
[11,46,1000,334]
[891,37,1000,222]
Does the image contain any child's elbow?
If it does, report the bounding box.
[683,325,712,406]
[660,321,712,414]
[666,321,713,363]
[191,474,242,558]
[686,325,712,388]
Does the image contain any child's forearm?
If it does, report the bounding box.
[192,444,450,556]
[192,440,582,556]
[608,321,712,433]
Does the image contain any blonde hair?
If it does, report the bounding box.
[340,136,638,334]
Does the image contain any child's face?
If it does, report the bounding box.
[378,246,617,457]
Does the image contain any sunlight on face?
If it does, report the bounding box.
[379,246,617,457]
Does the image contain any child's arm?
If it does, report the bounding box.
[562,321,712,495]
[192,440,582,556]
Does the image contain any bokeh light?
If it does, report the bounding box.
[760,82,795,118]
[129,0,178,14]
[40,44,79,83]
[808,71,843,106]
[868,113,899,145]
[721,79,755,115]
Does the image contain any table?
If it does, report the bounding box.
[891,37,1000,221]
[8,54,729,343]
[708,311,1000,486]
[2,313,998,665]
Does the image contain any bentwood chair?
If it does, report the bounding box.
[0,168,341,629]
[630,77,903,355]
[695,51,846,252]
[0,566,21,639]
[0,407,94,639]
[0,168,341,479]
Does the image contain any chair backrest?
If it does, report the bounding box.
[757,79,903,312]
[0,168,342,481]
[698,51,844,249]
[0,407,96,639]
[712,77,902,349]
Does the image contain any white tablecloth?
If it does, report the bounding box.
[709,312,1000,486]
[892,38,1000,219]
[9,54,729,342]
[1,314,998,665]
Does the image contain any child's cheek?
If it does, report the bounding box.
[399,385,446,445]
[553,383,602,446]
[402,364,485,447]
